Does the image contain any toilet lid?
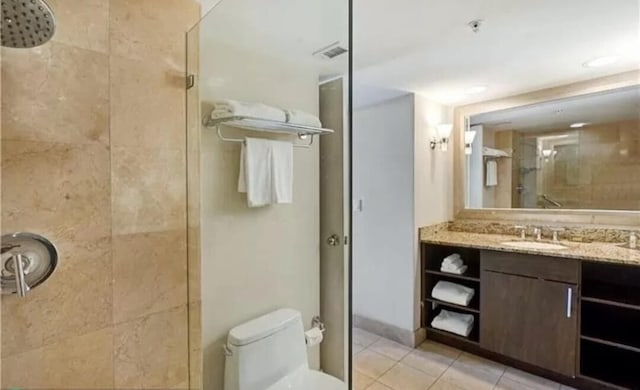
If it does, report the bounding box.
[267,369,346,390]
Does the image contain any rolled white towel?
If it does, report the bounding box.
[432,281,475,306]
[284,109,322,127]
[441,265,468,275]
[211,99,287,122]
[431,309,474,337]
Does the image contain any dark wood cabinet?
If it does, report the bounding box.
[480,270,578,377]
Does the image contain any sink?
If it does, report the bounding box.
[501,241,568,251]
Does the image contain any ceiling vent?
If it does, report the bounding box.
[313,41,348,60]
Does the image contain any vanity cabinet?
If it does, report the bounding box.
[480,251,579,377]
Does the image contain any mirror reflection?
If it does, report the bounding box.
[466,86,640,210]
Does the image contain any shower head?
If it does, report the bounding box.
[1,0,55,48]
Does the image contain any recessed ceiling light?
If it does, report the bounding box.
[466,85,488,94]
[570,122,589,128]
[583,56,619,68]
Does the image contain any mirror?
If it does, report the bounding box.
[465,85,640,211]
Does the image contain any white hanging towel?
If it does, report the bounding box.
[431,309,474,337]
[238,138,293,207]
[486,160,498,187]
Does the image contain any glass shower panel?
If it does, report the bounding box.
[186,1,351,389]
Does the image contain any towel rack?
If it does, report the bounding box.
[204,116,334,149]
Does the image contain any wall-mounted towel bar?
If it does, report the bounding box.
[204,116,334,149]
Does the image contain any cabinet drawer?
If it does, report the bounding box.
[481,250,579,283]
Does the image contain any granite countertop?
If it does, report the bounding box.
[420,229,640,266]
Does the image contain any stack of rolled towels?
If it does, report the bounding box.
[440,253,467,275]
[431,309,474,337]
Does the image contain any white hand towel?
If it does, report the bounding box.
[443,253,461,265]
[431,309,474,337]
[212,99,287,122]
[238,138,293,207]
[284,109,322,127]
[442,257,463,269]
[440,265,468,275]
[486,160,498,187]
[431,281,475,306]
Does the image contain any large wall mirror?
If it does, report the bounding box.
[464,84,639,212]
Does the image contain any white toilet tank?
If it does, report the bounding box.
[224,308,309,390]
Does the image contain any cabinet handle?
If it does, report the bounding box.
[566,287,572,318]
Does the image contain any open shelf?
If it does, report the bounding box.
[426,269,480,282]
[581,300,640,352]
[427,307,479,344]
[581,338,640,390]
[423,244,481,280]
[582,261,640,309]
[426,326,480,345]
[426,297,480,314]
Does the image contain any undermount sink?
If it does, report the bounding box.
[501,241,568,251]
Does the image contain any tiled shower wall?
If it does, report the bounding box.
[1,1,199,388]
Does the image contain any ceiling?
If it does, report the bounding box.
[354,0,640,106]
[471,85,640,132]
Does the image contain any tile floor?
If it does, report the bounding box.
[353,328,578,390]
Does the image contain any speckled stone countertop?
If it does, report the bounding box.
[420,226,640,266]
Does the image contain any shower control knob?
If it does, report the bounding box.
[326,234,340,246]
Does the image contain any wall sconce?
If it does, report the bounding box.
[430,123,453,151]
[464,129,477,155]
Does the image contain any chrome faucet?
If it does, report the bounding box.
[550,228,565,243]
[533,227,542,241]
[514,225,527,240]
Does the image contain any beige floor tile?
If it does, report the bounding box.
[367,382,393,390]
[369,338,413,361]
[353,343,365,355]
[353,370,375,390]
[438,353,505,390]
[401,341,460,377]
[428,379,469,390]
[498,367,560,390]
[353,350,396,379]
[378,362,438,390]
[354,328,381,348]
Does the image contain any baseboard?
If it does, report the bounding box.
[353,315,426,348]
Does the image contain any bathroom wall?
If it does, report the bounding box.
[1,1,199,388]
[353,93,453,340]
[198,41,322,390]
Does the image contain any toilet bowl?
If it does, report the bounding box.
[223,308,346,390]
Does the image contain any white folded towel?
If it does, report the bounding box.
[432,281,475,306]
[284,109,322,127]
[212,99,287,122]
[431,309,474,337]
[442,257,463,269]
[238,138,293,207]
[443,253,461,264]
[486,160,498,187]
[441,265,468,275]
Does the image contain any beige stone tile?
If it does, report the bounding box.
[369,338,413,361]
[47,0,109,53]
[353,343,365,355]
[438,353,505,390]
[1,140,111,241]
[111,146,186,235]
[354,328,381,347]
[497,367,560,390]
[110,0,200,68]
[114,305,189,389]
[187,226,202,302]
[1,42,109,144]
[353,350,396,380]
[113,230,187,323]
[110,54,186,149]
[2,327,113,389]
[2,236,112,357]
[188,301,203,390]
[378,362,438,390]
[429,379,468,390]
[401,341,460,377]
[353,370,375,390]
[367,382,393,390]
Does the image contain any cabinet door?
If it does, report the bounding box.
[481,270,578,377]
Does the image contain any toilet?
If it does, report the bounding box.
[224,308,346,390]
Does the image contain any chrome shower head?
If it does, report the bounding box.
[1,0,55,48]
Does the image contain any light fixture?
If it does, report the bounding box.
[430,123,453,151]
[570,122,589,128]
[583,56,619,68]
[466,85,488,94]
[464,130,477,155]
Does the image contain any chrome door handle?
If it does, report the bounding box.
[566,287,572,318]
[326,234,340,246]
